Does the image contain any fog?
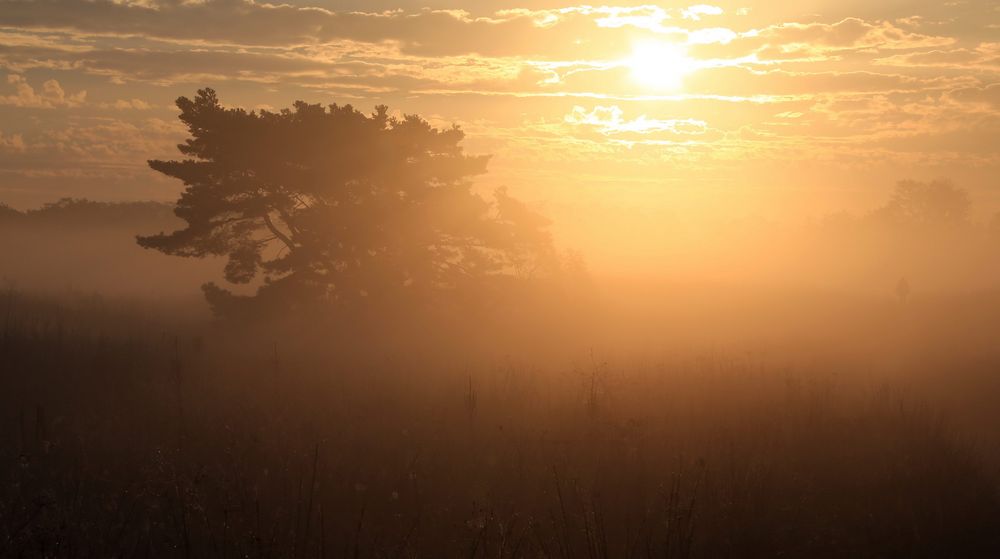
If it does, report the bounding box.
[3,101,1000,557]
[4,177,999,318]
[5,182,1000,412]
[0,199,219,307]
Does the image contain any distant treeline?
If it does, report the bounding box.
[1,179,991,233]
[0,198,176,228]
[2,179,999,301]
[0,198,219,301]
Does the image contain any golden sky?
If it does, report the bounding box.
[0,1,997,268]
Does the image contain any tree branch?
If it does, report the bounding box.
[275,207,301,236]
[262,212,296,253]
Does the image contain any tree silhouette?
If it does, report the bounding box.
[139,89,555,316]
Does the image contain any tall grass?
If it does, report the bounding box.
[1,291,999,557]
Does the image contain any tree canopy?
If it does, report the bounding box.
[139,89,556,316]
[874,180,971,229]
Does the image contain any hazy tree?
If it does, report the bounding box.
[19,198,173,228]
[872,180,971,229]
[988,212,1000,239]
[139,89,556,317]
[0,203,21,221]
[895,277,910,304]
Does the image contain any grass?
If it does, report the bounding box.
[1,291,999,558]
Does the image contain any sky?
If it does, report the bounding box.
[0,0,998,268]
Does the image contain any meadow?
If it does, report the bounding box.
[3,284,1000,558]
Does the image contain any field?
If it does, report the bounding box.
[3,288,1000,558]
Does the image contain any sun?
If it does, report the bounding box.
[625,40,695,91]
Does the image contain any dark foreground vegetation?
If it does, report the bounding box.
[3,291,1000,558]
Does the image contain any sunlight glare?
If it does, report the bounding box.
[626,40,694,91]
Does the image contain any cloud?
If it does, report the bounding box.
[0,74,87,108]
[0,131,27,152]
[0,1,830,60]
[0,116,184,185]
[682,5,724,22]
[946,83,1000,108]
[0,1,996,207]
[44,117,180,162]
[689,17,956,62]
[0,1,636,57]
[764,18,955,50]
[101,98,155,110]
[722,65,974,97]
[565,105,709,135]
[0,41,552,94]
[0,115,184,203]
[547,63,968,100]
[873,43,1000,70]
[0,2,962,74]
